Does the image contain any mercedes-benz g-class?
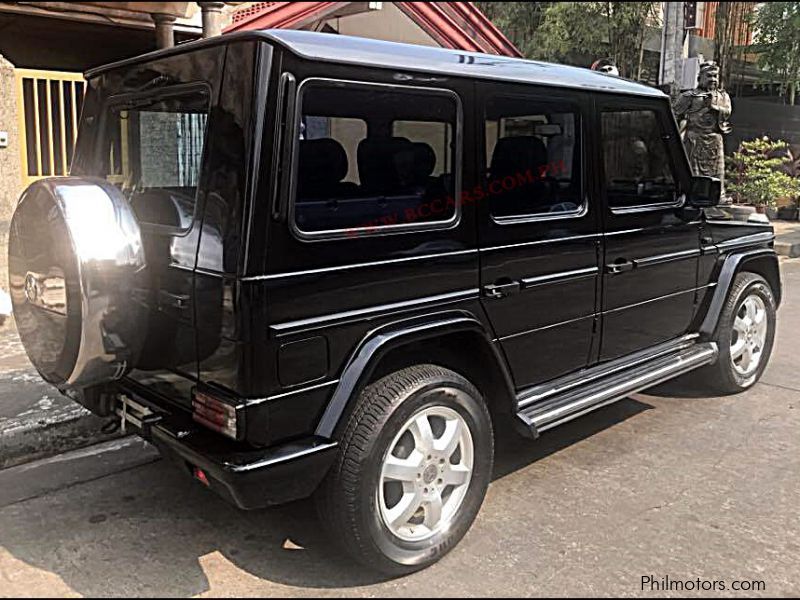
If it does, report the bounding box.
[8,30,780,574]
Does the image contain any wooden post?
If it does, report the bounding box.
[152,13,177,49]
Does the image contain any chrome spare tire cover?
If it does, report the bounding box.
[8,177,147,389]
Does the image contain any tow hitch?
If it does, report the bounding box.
[114,394,162,436]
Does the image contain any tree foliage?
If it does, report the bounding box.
[474,2,552,58]
[477,2,659,80]
[751,2,800,105]
[726,137,800,206]
[713,2,751,91]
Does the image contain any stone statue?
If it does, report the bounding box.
[672,61,732,197]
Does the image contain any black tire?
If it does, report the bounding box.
[315,364,493,575]
[701,272,776,394]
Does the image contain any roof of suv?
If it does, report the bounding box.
[87,29,664,99]
[266,29,664,98]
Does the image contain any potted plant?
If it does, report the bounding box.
[726,137,800,217]
[777,200,799,221]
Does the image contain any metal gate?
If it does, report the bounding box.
[15,69,84,187]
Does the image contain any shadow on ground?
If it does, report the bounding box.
[0,397,669,595]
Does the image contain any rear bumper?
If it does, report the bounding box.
[116,382,338,510]
[150,421,338,509]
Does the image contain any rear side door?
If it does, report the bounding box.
[596,98,700,361]
[477,85,601,390]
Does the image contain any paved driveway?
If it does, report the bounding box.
[0,262,798,597]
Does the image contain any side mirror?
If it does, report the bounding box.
[688,175,721,208]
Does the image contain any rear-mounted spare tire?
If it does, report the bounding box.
[8,177,147,390]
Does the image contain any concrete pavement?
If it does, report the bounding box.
[0,327,118,469]
[773,220,800,258]
[0,261,797,596]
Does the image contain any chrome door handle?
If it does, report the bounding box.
[483,280,521,299]
[605,259,635,274]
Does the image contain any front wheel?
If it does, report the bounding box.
[702,272,777,393]
[316,364,493,575]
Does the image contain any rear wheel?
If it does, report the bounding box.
[316,364,493,575]
[702,272,776,393]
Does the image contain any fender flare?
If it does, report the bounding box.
[699,248,781,338]
[314,310,514,438]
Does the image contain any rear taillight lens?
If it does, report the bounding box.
[192,390,240,440]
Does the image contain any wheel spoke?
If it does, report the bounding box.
[409,415,434,454]
[385,490,423,529]
[383,452,422,483]
[755,317,768,341]
[433,418,462,458]
[442,463,470,487]
[423,491,443,529]
[740,345,753,371]
[733,315,748,336]
[730,338,746,360]
[745,298,758,323]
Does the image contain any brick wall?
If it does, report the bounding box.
[0,54,22,293]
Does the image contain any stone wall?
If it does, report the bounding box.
[0,54,22,295]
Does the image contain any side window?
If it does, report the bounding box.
[293,80,459,237]
[601,109,677,209]
[485,96,583,220]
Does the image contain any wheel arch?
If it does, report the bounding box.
[314,311,516,439]
[698,248,781,338]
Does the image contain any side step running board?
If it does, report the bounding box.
[516,342,718,438]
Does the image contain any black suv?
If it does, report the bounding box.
[8,30,780,574]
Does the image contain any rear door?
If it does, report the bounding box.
[84,46,226,404]
[597,98,700,361]
[477,84,600,390]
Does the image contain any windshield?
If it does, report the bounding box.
[100,88,210,231]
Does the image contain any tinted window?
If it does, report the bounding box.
[485,96,582,219]
[601,109,677,208]
[392,120,452,176]
[294,81,459,236]
[102,90,209,230]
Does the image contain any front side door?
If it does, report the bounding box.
[478,85,600,390]
[597,98,700,361]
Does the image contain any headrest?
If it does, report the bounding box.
[490,135,548,178]
[297,138,348,197]
[412,142,437,181]
[357,137,414,191]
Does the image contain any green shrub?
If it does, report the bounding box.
[726,137,800,206]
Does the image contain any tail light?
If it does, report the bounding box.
[193,466,210,487]
[192,389,242,440]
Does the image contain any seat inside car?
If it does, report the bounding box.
[296,137,357,200]
[489,135,552,216]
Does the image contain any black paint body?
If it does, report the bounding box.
[69,31,780,509]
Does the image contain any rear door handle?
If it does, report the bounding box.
[483,280,521,299]
[158,290,190,310]
[605,259,635,274]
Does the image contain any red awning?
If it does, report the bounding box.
[226,1,521,57]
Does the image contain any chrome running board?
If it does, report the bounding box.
[516,342,718,438]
